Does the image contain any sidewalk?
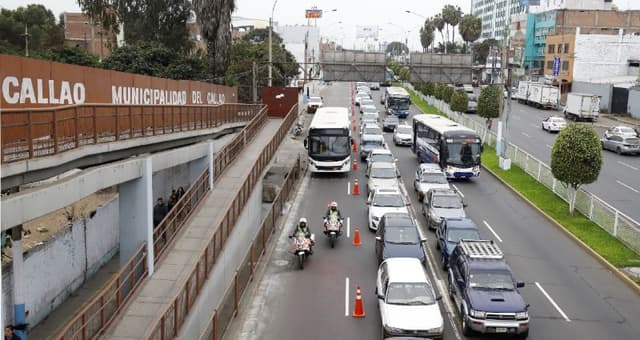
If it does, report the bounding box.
[105,118,284,339]
[599,113,640,128]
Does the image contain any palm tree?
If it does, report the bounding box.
[432,14,445,53]
[419,19,435,52]
[459,14,482,47]
[193,0,236,81]
[442,5,462,47]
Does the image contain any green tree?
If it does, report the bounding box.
[433,83,445,100]
[386,41,409,56]
[551,125,602,215]
[477,85,502,119]
[432,14,445,53]
[39,46,100,67]
[193,0,236,80]
[420,19,435,52]
[458,14,482,48]
[472,39,499,65]
[441,5,462,47]
[0,5,64,55]
[442,85,454,103]
[399,66,411,81]
[450,89,469,112]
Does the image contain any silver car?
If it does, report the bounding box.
[360,134,386,160]
[602,136,640,155]
[414,164,450,202]
[604,126,638,139]
[366,162,401,195]
[423,188,466,230]
[393,124,413,146]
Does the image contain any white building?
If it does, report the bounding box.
[528,0,613,13]
[573,27,640,83]
[472,0,525,40]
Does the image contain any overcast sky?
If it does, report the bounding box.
[3,0,639,50]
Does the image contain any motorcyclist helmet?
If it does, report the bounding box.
[299,217,308,228]
[330,201,338,211]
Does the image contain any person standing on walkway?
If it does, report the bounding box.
[153,197,168,227]
[5,325,20,340]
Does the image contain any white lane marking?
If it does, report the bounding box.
[521,132,531,138]
[545,144,553,149]
[618,161,639,171]
[616,180,640,194]
[535,282,571,322]
[347,181,351,195]
[347,217,351,238]
[345,277,350,317]
[452,184,464,198]
[482,220,503,243]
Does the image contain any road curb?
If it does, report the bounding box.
[481,164,640,295]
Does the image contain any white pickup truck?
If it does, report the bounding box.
[306,96,323,113]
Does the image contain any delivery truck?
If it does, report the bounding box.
[563,93,600,122]
[516,81,559,109]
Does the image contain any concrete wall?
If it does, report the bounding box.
[628,87,640,118]
[573,30,640,82]
[1,195,119,327]
[177,177,264,340]
[572,81,612,112]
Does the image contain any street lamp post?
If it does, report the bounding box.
[268,0,278,87]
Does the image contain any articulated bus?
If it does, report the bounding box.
[382,86,411,118]
[412,114,482,179]
[305,107,352,173]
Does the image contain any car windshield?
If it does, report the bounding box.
[623,137,640,144]
[371,167,396,178]
[386,282,435,305]
[467,94,477,101]
[469,271,515,290]
[432,195,462,209]
[447,229,480,243]
[363,106,377,113]
[357,93,369,98]
[446,142,481,167]
[550,117,565,123]
[370,154,394,163]
[364,127,382,135]
[620,127,635,134]
[362,114,378,120]
[372,194,404,207]
[309,97,322,103]
[385,226,419,244]
[396,126,412,134]
[420,173,448,184]
[362,140,383,148]
[385,117,399,123]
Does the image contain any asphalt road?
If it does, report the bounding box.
[464,99,640,222]
[226,82,640,340]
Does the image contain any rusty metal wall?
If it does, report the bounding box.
[261,87,299,118]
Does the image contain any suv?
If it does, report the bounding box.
[448,240,529,338]
[423,188,465,229]
[435,218,480,270]
[414,164,450,202]
[376,258,444,339]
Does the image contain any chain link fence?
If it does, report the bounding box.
[405,83,640,255]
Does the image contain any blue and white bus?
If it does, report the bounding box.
[382,86,411,118]
[305,107,352,173]
[412,114,482,179]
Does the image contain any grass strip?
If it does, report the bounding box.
[482,146,640,268]
[396,83,442,116]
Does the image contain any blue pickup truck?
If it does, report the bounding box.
[447,240,530,338]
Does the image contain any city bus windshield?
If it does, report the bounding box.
[309,135,350,159]
[388,97,410,110]
[446,141,481,168]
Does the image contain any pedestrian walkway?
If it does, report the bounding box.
[105,118,284,339]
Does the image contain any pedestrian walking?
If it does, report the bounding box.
[153,197,168,227]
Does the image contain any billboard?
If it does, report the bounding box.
[0,54,237,109]
[305,8,322,18]
[356,26,379,39]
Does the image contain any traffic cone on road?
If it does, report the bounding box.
[352,141,357,153]
[353,179,360,196]
[353,158,358,170]
[352,286,366,318]
[352,227,362,246]
[352,123,356,132]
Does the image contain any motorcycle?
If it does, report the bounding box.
[323,215,343,248]
[289,232,314,269]
[293,121,304,137]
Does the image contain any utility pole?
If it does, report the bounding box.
[303,30,309,84]
[252,61,257,103]
[498,18,513,170]
[268,0,279,87]
[22,24,30,57]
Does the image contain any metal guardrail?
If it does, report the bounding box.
[1,103,263,163]
[145,103,299,340]
[51,104,268,340]
[406,83,640,255]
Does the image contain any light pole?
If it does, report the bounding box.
[21,24,30,57]
[268,0,278,87]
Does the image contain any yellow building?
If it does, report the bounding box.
[544,33,575,94]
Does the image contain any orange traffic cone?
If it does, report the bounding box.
[352,123,356,132]
[352,141,357,153]
[352,286,366,318]
[353,179,360,196]
[352,227,362,246]
[353,158,358,170]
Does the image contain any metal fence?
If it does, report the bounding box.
[145,103,299,340]
[405,83,640,255]
[51,104,268,340]
[1,103,263,163]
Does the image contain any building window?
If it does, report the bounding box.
[562,61,569,70]
[547,60,554,70]
[564,43,569,53]
[548,44,555,53]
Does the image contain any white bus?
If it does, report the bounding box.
[382,86,411,118]
[412,114,482,179]
[305,107,352,173]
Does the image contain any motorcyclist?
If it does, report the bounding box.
[324,202,343,234]
[290,217,313,254]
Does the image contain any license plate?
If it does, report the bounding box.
[495,327,507,333]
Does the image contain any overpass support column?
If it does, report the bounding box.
[11,225,27,339]
[118,157,155,275]
[208,141,215,190]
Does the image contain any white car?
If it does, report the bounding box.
[367,188,409,231]
[360,107,380,121]
[357,86,371,95]
[306,96,323,113]
[366,148,396,173]
[359,99,375,110]
[360,122,383,138]
[356,81,368,89]
[393,124,413,146]
[376,258,444,339]
[604,126,639,139]
[355,92,370,106]
[414,163,450,202]
[370,82,380,90]
[541,116,567,133]
[366,162,401,195]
